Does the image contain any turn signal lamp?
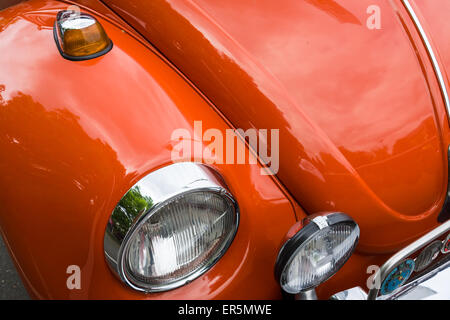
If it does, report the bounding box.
[275,212,359,295]
[54,10,112,60]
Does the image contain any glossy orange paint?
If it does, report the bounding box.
[100,0,450,254]
[0,0,303,299]
[1,0,449,300]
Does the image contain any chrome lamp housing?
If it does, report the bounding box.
[275,212,360,296]
[104,162,239,292]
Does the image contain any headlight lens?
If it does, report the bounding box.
[104,163,239,292]
[275,213,359,294]
[124,191,236,289]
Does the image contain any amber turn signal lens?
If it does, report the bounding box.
[54,10,112,60]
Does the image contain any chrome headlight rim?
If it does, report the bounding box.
[104,162,239,293]
[275,212,359,294]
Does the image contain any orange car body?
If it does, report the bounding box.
[0,0,449,299]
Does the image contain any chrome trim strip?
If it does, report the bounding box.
[401,0,450,124]
[104,162,239,293]
[438,146,450,222]
[367,219,450,299]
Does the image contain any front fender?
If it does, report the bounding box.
[0,0,299,299]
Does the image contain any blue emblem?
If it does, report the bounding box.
[380,259,415,296]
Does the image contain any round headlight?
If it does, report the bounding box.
[275,213,359,294]
[104,162,239,292]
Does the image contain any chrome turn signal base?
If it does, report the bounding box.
[54,10,113,61]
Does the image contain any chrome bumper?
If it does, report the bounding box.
[331,258,450,300]
[331,220,450,300]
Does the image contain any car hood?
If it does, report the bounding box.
[102,0,448,252]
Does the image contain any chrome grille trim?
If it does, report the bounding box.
[367,219,450,299]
